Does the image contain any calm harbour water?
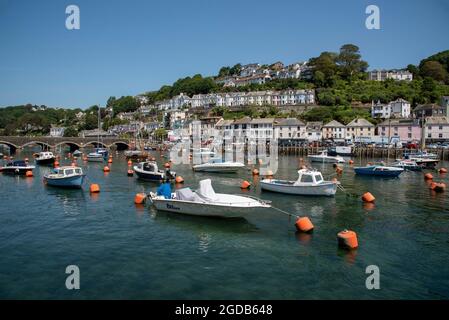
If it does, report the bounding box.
[1,149,449,299]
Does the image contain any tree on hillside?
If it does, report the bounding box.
[218,66,231,77]
[309,51,339,87]
[336,44,368,81]
[229,63,242,76]
[420,61,448,83]
[419,50,449,74]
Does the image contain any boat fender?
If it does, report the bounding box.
[25,170,33,177]
[134,193,147,204]
[424,173,433,180]
[127,169,134,176]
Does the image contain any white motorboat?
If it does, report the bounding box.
[133,161,176,181]
[0,160,35,175]
[34,151,56,165]
[260,169,338,196]
[308,150,345,163]
[86,152,104,162]
[192,148,216,157]
[149,179,271,218]
[192,158,245,173]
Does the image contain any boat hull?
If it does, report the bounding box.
[44,175,85,188]
[151,199,268,218]
[87,156,104,162]
[35,157,55,165]
[308,156,344,163]
[260,180,337,196]
[1,168,33,175]
[134,170,164,181]
[354,168,403,177]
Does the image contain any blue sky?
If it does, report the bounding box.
[0,0,448,108]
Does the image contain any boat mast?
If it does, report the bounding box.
[420,113,426,151]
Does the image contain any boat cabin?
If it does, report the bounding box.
[54,167,83,176]
[296,169,324,184]
[38,152,54,158]
[6,160,28,167]
[136,161,160,173]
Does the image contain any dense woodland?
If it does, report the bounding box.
[1,45,449,135]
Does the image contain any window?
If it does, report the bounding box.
[439,126,443,130]
[315,174,323,183]
[439,133,443,138]
[428,133,431,138]
[408,133,412,138]
[428,126,432,130]
[408,127,411,131]
[300,175,314,183]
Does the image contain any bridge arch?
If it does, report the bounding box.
[0,141,19,154]
[108,141,130,150]
[54,141,82,152]
[21,141,52,151]
[83,141,107,148]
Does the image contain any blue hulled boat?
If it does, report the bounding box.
[354,165,404,177]
[44,166,85,188]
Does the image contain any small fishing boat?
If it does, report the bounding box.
[0,160,35,175]
[192,158,245,173]
[43,166,85,188]
[354,165,404,177]
[133,161,176,181]
[73,150,83,157]
[86,152,104,162]
[403,151,439,168]
[260,169,337,196]
[149,179,271,218]
[328,146,352,156]
[392,160,422,171]
[308,150,345,163]
[35,151,56,165]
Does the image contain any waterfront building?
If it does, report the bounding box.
[425,117,449,142]
[371,101,391,119]
[377,119,421,143]
[368,69,413,81]
[273,118,306,142]
[49,127,65,137]
[322,120,346,140]
[306,121,323,142]
[248,118,275,140]
[346,118,375,141]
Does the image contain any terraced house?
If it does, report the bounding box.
[322,120,346,140]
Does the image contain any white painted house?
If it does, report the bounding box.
[322,120,346,140]
[273,118,306,141]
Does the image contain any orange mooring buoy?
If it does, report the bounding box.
[108,158,113,164]
[252,169,259,175]
[240,180,251,189]
[430,182,446,192]
[83,156,88,161]
[90,184,100,193]
[134,193,147,204]
[127,160,132,166]
[54,161,60,168]
[362,192,375,203]
[127,169,134,176]
[439,168,447,174]
[295,217,314,233]
[349,160,354,165]
[103,166,110,172]
[25,170,33,177]
[175,176,184,184]
[164,162,171,168]
[336,166,343,174]
[424,173,433,180]
[337,230,358,249]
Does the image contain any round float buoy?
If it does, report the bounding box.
[108,158,112,164]
[240,180,251,189]
[127,160,132,166]
[25,170,33,177]
[252,169,259,175]
[258,159,263,165]
[164,162,171,168]
[83,156,88,161]
[127,169,134,176]
[295,217,314,233]
[439,168,447,174]
[103,166,110,172]
[175,176,184,184]
[424,173,433,180]
[430,182,446,192]
[24,157,29,162]
[362,192,375,203]
[349,160,354,165]
[54,161,60,168]
[134,193,147,204]
[90,184,100,193]
[337,230,358,249]
[336,166,343,174]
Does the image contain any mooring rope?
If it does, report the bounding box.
[271,206,300,219]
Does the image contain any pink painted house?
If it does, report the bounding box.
[377,119,421,143]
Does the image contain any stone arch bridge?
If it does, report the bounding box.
[0,136,131,154]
